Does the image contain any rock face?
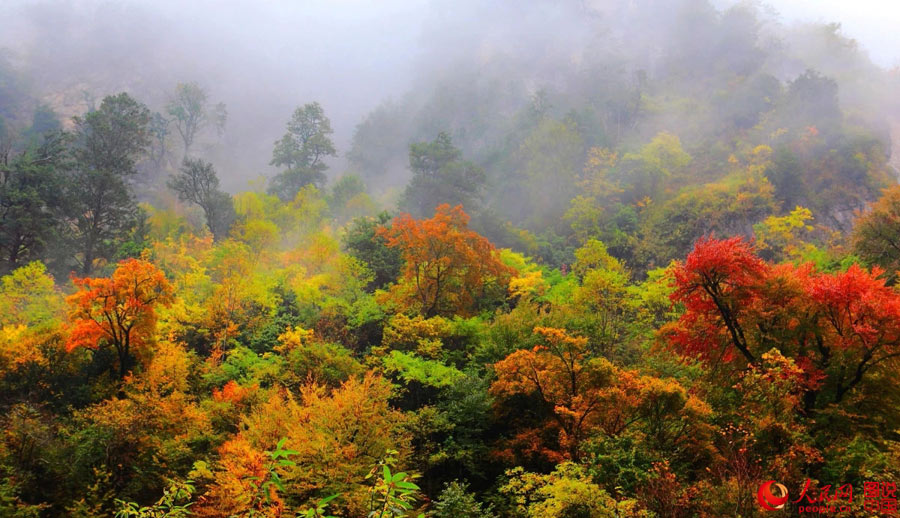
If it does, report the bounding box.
[41,82,95,129]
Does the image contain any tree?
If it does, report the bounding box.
[328,174,375,223]
[753,206,815,261]
[377,204,513,317]
[343,212,404,292]
[492,325,710,466]
[268,102,336,201]
[66,258,175,379]
[806,263,900,403]
[491,326,642,461]
[0,261,64,328]
[433,481,495,518]
[197,373,410,516]
[780,69,841,135]
[0,130,69,273]
[400,132,485,218]
[513,119,584,227]
[148,111,171,171]
[853,185,900,283]
[668,236,766,364]
[67,93,151,275]
[166,82,226,159]
[668,236,900,410]
[616,132,691,205]
[500,463,642,518]
[167,158,235,241]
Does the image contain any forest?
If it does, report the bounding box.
[1,0,900,516]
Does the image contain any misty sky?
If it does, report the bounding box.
[1,0,897,189]
[722,0,900,67]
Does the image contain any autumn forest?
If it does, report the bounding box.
[1,1,900,517]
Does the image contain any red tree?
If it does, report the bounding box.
[668,236,900,408]
[669,236,766,363]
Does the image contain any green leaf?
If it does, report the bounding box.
[319,494,339,505]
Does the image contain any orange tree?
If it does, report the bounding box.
[491,326,640,462]
[377,204,513,317]
[66,258,175,378]
[490,326,709,465]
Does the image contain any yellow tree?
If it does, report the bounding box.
[196,373,410,517]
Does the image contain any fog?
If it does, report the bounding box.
[1,0,897,193]
[752,0,900,68]
[1,0,432,189]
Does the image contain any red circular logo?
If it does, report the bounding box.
[757,480,789,511]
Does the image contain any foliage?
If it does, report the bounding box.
[432,481,494,518]
[378,204,513,317]
[343,211,404,292]
[268,102,336,200]
[67,93,151,275]
[2,9,900,517]
[66,258,175,378]
[114,480,194,518]
[364,454,424,518]
[166,82,226,157]
[668,236,900,410]
[400,132,485,218]
[0,130,69,273]
[500,463,647,518]
[167,158,236,241]
[853,184,900,282]
[754,205,815,261]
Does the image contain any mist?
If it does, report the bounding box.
[2,0,897,191]
[0,0,431,189]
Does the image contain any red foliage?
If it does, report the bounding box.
[668,236,900,407]
[669,236,766,363]
[213,380,259,405]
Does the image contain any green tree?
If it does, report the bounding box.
[268,102,336,200]
[343,211,404,292]
[167,158,235,241]
[328,174,374,223]
[166,82,226,159]
[400,132,485,218]
[67,93,151,275]
[0,130,69,273]
[114,480,194,518]
[148,112,171,171]
[515,119,584,228]
[433,481,494,518]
